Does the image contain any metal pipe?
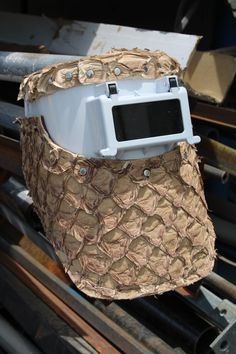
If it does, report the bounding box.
[0,202,58,262]
[0,237,153,354]
[0,134,22,177]
[0,173,177,354]
[123,296,218,354]
[0,176,42,230]
[194,124,220,141]
[204,272,236,304]
[0,52,81,82]
[206,193,236,224]
[216,240,236,263]
[210,213,236,248]
[175,285,231,331]
[0,253,118,354]
[0,314,42,354]
[197,136,236,177]
[203,163,229,184]
[0,176,33,219]
[93,299,175,354]
[191,101,236,131]
[0,100,22,139]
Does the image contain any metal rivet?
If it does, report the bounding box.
[65,72,73,81]
[114,67,121,76]
[79,167,87,176]
[86,69,94,78]
[143,65,148,73]
[143,168,151,177]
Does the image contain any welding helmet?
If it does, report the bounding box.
[18,48,216,300]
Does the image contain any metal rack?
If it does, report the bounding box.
[0,22,236,354]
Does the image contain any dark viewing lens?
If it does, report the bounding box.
[112,99,184,142]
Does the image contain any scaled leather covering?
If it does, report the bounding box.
[18,116,216,300]
[18,48,181,102]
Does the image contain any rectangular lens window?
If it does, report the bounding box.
[112,99,184,141]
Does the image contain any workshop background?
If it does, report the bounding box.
[0,0,236,353]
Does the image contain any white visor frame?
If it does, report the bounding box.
[25,76,200,160]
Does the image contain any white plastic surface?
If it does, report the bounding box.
[25,77,200,159]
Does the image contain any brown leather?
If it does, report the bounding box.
[18,48,181,102]
[17,116,216,300]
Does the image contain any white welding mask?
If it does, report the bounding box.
[18,48,216,300]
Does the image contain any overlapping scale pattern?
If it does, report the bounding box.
[18,116,216,299]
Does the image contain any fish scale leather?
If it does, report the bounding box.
[18,48,181,102]
[18,116,216,299]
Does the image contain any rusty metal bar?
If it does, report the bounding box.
[204,272,236,304]
[191,101,236,131]
[0,236,154,354]
[0,251,119,354]
[0,265,99,354]
[93,299,175,354]
[0,202,58,261]
[197,136,236,177]
[0,52,81,82]
[0,217,71,284]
